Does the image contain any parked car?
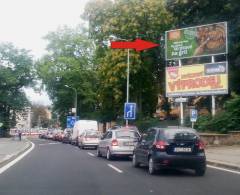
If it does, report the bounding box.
[46,131,53,140]
[106,125,122,131]
[71,120,98,145]
[97,127,140,160]
[78,130,101,149]
[62,129,72,144]
[132,127,206,176]
[62,132,72,144]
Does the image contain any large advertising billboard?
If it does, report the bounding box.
[166,62,228,97]
[165,22,227,60]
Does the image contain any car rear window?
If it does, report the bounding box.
[162,129,199,140]
[115,131,140,139]
[86,131,100,138]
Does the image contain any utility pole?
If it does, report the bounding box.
[65,85,78,118]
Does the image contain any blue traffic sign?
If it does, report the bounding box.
[190,109,198,122]
[67,116,79,128]
[124,103,136,120]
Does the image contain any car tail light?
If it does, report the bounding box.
[111,139,118,146]
[196,140,205,150]
[154,141,168,151]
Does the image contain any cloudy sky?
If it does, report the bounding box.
[0,0,90,105]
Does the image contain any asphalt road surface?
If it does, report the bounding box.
[0,139,239,195]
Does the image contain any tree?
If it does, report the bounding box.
[31,105,51,128]
[37,26,98,127]
[0,43,35,136]
[83,0,174,121]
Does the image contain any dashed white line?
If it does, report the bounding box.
[107,164,123,173]
[207,165,240,175]
[87,152,95,157]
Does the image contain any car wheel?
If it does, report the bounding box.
[106,149,112,160]
[148,157,156,175]
[132,153,140,168]
[195,166,206,176]
[97,148,102,157]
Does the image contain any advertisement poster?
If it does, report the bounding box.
[165,22,227,60]
[166,62,228,97]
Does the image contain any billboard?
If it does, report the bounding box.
[166,62,228,97]
[165,22,227,60]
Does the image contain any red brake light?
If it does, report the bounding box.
[196,140,205,150]
[154,141,168,151]
[111,139,118,146]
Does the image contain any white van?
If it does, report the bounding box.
[71,120,98,145]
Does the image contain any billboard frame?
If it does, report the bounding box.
[165,22,228,60]
[165,62,228,97]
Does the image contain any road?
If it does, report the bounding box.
[0,139,239,195]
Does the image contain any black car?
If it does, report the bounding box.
[62,132,71,144]
[132,127,206,176]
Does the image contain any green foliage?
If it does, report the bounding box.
[195,95,240,133]
[0,43,35,136]
[37,26,98,127]
[83,0,174,121]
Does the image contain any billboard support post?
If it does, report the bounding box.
[179,59,184,126]
[211,56,216,116]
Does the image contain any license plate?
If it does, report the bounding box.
[123,142,134,146]
[174,147,192,152]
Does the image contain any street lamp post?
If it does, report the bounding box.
[109,36,131,126]
[64,85,77,118]
[126,48,130,126]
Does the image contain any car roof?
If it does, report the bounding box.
[151,126,197,133]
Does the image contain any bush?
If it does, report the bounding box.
[195,95,240,133]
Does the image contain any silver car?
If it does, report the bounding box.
[97,128,140,160]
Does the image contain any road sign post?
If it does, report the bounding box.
[111,39,158,125]
[190,109,198,128]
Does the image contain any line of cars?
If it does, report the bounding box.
[39,121,206,176]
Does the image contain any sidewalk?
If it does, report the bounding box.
[0,137,31,167]
[206,145,240,171]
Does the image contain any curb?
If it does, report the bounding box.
[0,140,32,169]
[207,160,240,172]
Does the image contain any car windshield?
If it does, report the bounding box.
[162,129,199,140]
[115,131,140,139]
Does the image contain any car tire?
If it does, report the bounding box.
[132,153,140,168]
[106,149,112,160]
[195,166,206,176]
[97,148,102,157]
[148,157,156,175]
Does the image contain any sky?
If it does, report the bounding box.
[0,0,90,106]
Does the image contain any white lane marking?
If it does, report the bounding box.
[207,165,240,175]
[107,164,123,173]
[0,141,35,175]
[39,143,60,146]
[87,152,95,157]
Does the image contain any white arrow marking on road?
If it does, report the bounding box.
[87,152,95,157]
[0,141,35,175]
[107,164,123,173]
[207,165,240,175]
